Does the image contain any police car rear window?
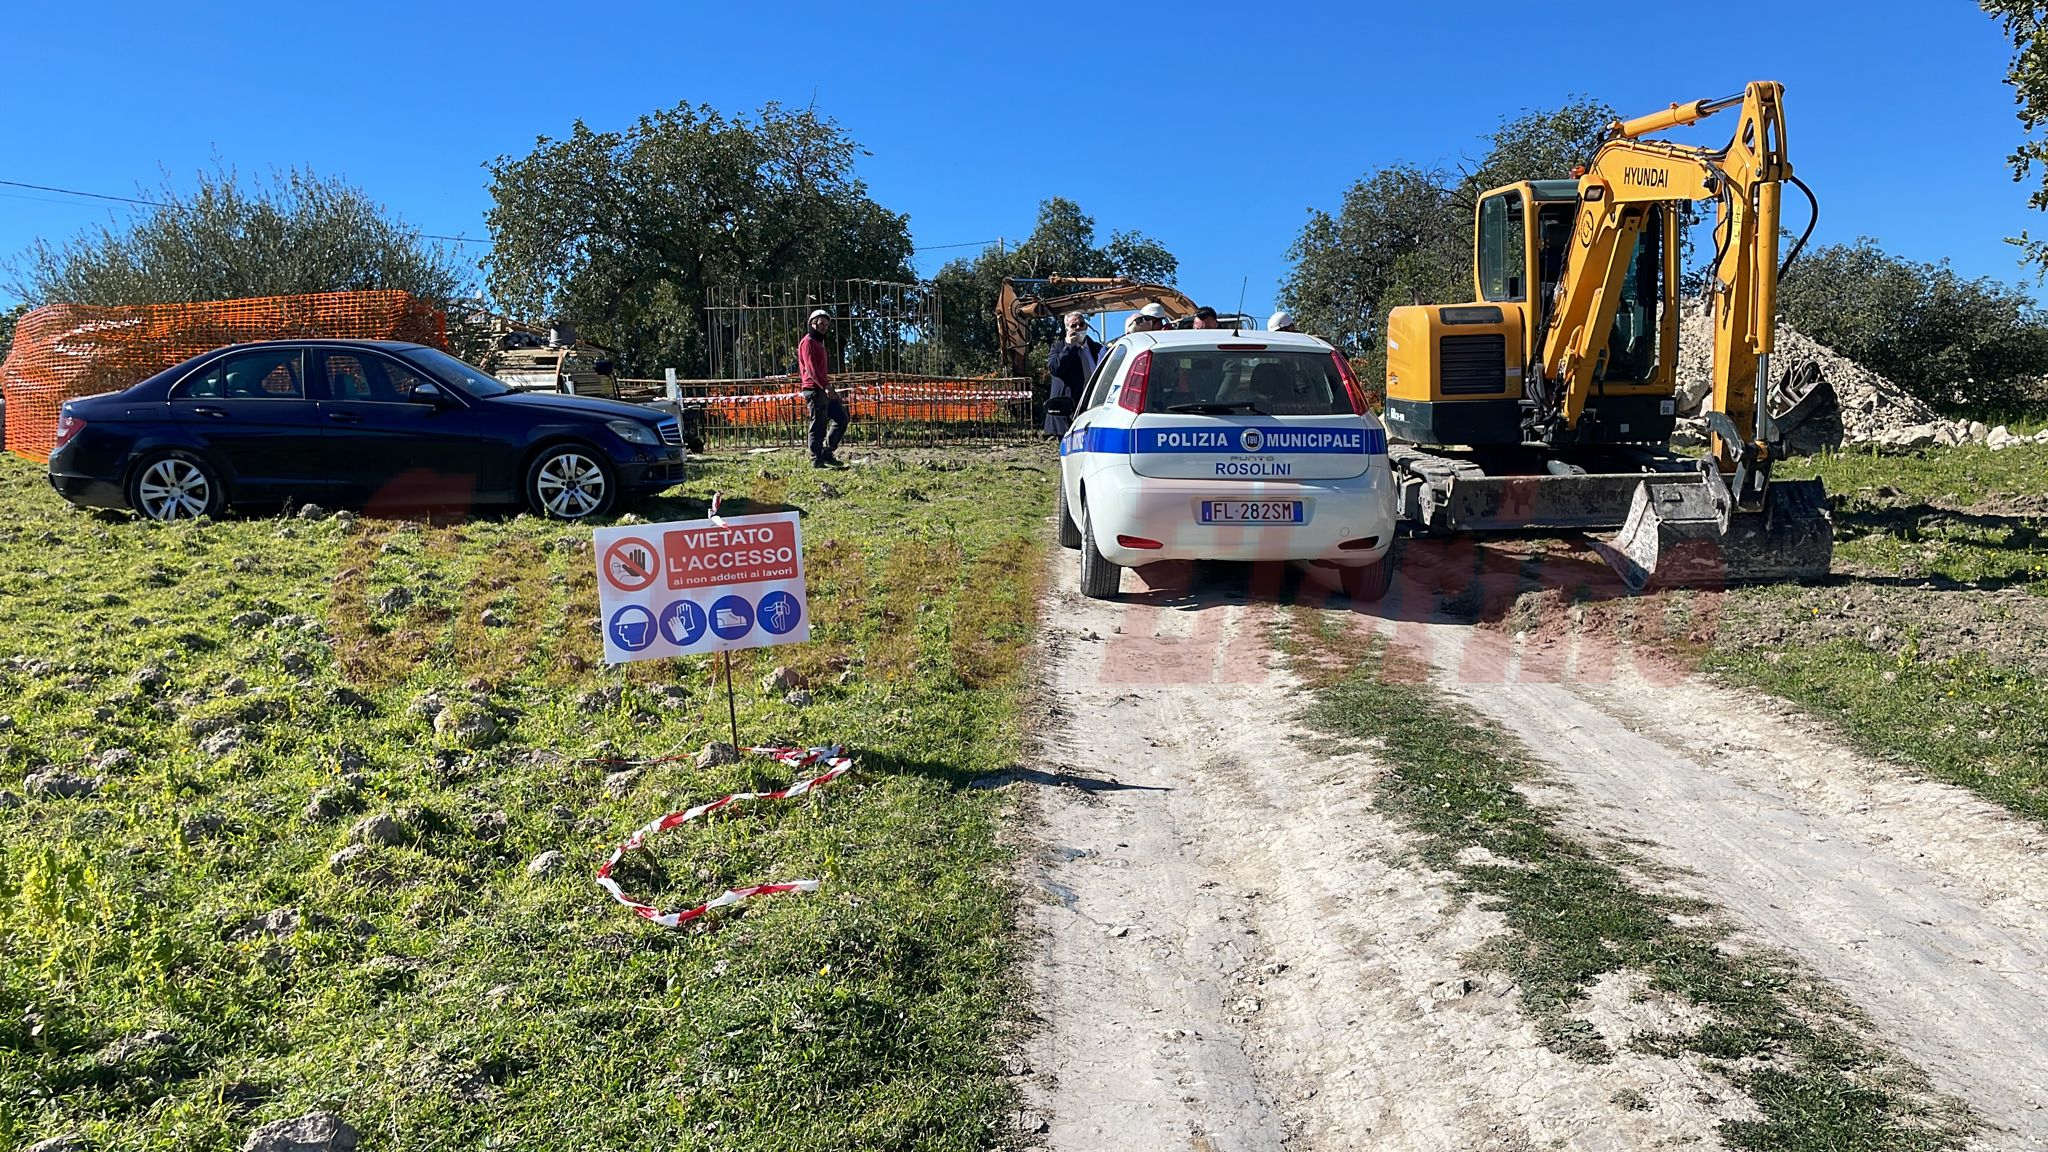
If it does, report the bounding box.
[1142,350,1352,416]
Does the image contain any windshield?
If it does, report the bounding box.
[1142,349,1355,416]
[400,346,513,399]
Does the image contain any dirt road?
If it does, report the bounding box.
[1019,561,2048,1150]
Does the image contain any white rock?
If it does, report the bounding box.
[241,1111,359,1152]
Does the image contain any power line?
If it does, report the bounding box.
[912,239,998,253]
[0,178,158,207]
[0,178,493,246]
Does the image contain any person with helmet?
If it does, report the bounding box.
[799,308,848,467]
[1131,301,1170,333]
[1268,310,1299,333]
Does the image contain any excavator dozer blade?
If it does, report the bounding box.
[1599,473,1833,592]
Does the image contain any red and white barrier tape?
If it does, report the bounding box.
[681,386,1030,405]
[594,744,854,929]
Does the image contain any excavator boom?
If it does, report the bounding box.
[996,277,1197,378]
[1581,83,1829,588]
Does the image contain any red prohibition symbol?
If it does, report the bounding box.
[603,537,660,592]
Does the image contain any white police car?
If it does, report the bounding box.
[1057,329,1398,600]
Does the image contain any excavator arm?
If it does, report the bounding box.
[1541,82,1790,496]
[1587,82,1830,588]
[996,276,1197,377]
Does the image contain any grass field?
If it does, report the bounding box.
[1706,442,2048,827]
[0,445,1051,1151]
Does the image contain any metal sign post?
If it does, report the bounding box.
[722,651,740,748]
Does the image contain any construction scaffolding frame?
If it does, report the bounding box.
[673,278,1032,447]
[705,279,944,381]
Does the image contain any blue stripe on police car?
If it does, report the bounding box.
[1062,425,1386,455]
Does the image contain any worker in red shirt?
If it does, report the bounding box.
[799,308,848,468]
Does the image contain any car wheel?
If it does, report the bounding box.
[525,444,617,520]
[128,450,225,522]
[1055,481,1081,550]
[1078,501,1122,600]
[1338,548,1396,603]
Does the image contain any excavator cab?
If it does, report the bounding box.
[1385,180,1679,450]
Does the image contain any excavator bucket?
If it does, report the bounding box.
[1599,469,1833,591]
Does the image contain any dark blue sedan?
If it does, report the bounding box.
[47,340,686,521]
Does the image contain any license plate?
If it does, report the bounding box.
[1199,500,1304,524]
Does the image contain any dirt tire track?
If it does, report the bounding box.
[1021,567,1771,1150]
[1396,618,2048,1148]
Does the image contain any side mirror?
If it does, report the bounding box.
[411,382,446,405]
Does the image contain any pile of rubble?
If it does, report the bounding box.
[1672,305,2045,450]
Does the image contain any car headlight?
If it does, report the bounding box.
[606,419,660,446]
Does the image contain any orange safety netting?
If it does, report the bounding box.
[658,373,1033,428]
[2,291,447,463]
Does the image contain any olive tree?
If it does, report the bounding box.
[484,102,913,376]
[7,167,467,308]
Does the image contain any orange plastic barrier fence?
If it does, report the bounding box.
[697,381,1027,428]
[2,291,447,463]
[622,374,1033,430]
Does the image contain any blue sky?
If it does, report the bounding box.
[0,1,2038,322]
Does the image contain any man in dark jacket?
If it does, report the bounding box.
[1044,311,1101,437]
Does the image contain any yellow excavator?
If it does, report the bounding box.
[1383,81,1833,589]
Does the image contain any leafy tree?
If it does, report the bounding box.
[1456,98,1615,204]
[1279,164,1465,361]
[930,197,1177,374]
[1278,98,1615,382]
[485,102,912,376]
[1984,0,2048,273]
[6,168,467,308]
[0,302,23,365]
[1780,238,2048,413]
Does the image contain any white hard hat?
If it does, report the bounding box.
[1269,310,1296,331]
[1138,302,1170,319]
[1123,314,1141,335]
[808,309,831,321]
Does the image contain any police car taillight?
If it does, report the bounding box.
[53,411,87,451]
[1330,351,1369,415]
[1116,351,1153,414]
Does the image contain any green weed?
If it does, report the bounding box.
[0,445,1049,1151]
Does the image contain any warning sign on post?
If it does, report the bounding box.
[592,511,809,665]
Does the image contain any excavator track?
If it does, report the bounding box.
[1390,444,1834,590]
[1389,444,1702,534]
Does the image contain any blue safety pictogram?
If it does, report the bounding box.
[709,594,754,640]
[658,599,707,646]
[757,590,802,636]
[608,604,659,652]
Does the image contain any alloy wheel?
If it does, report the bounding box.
[535,452,608,518]
[136,457,212,520]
